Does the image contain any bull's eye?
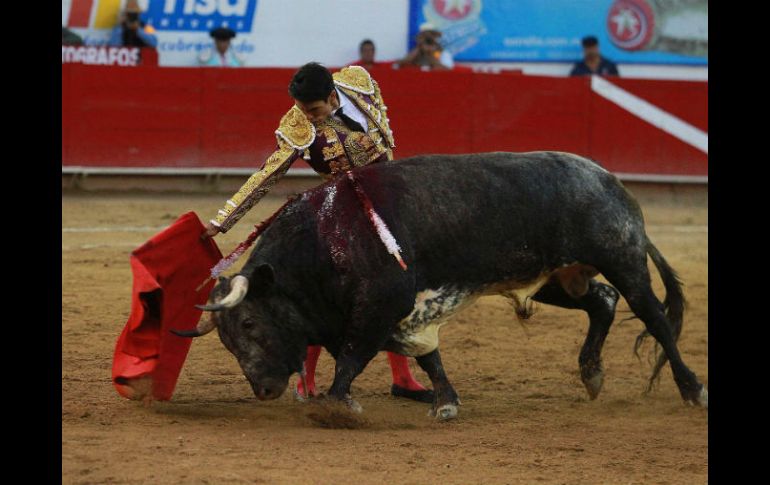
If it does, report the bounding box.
[242,319,255,330]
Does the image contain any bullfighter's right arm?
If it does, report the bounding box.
[210,106,315,233]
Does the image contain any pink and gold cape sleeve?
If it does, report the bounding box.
[210,106,315,233]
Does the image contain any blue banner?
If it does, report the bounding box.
[143,0,258,33]
[409,0,707,65]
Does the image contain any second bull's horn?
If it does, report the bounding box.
[171,314,217,338]
[196,275,249,312]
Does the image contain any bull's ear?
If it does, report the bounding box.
[243,262,275,296]
[254,263,275,287]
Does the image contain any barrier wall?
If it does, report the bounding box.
[62,64,707,178]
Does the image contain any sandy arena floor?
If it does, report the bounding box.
[62,188,707,485]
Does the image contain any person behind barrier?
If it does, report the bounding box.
[107,0,157,49]
[351,39,383,70]
[62,26,84,46]
[570,36,619,76]
[198,27,244,67]
[201,62,434,404]
[395,23,454,71]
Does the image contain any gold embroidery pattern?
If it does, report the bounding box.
[371,79,396,148]
[322,143,345,161]
[322,126,339,144]
[314,106,388,175]
[275,106,315,149]
[213,141,297,233]
[345,132,385,168]
[328,158,352,174]
[344,133,370,168]
[333,66,375,95]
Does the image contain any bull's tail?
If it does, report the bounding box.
[634,236,686,393]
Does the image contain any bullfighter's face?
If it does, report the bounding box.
[294,90,339,125]
[209,279,304,401]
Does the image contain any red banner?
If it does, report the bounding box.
[61,65,707,177]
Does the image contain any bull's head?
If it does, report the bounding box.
[172,265,306,401]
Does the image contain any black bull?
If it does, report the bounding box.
[174,151,707,419]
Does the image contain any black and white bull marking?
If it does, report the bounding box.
[174,151,708,420]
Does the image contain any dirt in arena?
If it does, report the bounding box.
[62,189,708,485]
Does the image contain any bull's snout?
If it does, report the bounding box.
[248,376,288,401]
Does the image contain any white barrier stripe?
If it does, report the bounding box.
[62,226,167,233]
[62,243,142,250]
[591,76,708,154]
[615,172,707,184]
[646,225,708,233]
[62,166,319,177]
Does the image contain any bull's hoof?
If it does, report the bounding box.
[306,392,362,412]
[685,385,708,409]
[581,370,605,400]
[345,396,363,414]
[428,403,459,421]
[304,395,369,429]
[293,387,318,403]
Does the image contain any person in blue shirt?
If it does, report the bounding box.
[570,36,619,76]
[198,27,244,67]
[107,0,157,49]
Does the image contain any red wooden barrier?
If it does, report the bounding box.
[61,65,707,177]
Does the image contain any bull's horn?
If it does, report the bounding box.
[171,328,205,338]
[196,275,249,312]
[170,314,217,338]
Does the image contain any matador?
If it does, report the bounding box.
[203,62,433,403]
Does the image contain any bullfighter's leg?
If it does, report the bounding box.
[295,347,433,403]
[601,265,707,408]
[295,345,322,400]
[387,352,434,403]
[533,279,619,399]
[415,348,460,421]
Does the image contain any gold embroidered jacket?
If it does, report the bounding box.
[210,66,395,233]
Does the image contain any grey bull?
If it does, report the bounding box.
[174,151,708,420]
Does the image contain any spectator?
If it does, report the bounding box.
[62,26,83,46]
[570,36,619,76]
[198,27,244,67]
[396,23,454,71]
[352,39,378,70]
[107,0,157,48]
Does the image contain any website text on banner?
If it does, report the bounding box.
[409,0,707,65]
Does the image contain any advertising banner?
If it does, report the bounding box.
[408,0,707,65]
[61,46,160,66]
[62,0,409,67]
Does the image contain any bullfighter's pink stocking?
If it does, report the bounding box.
[387,352,428,391]
[296,345,322,397]
[296,347,427,396]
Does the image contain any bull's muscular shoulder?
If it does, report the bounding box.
[333,66,375,95]
[275,105,316,149]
